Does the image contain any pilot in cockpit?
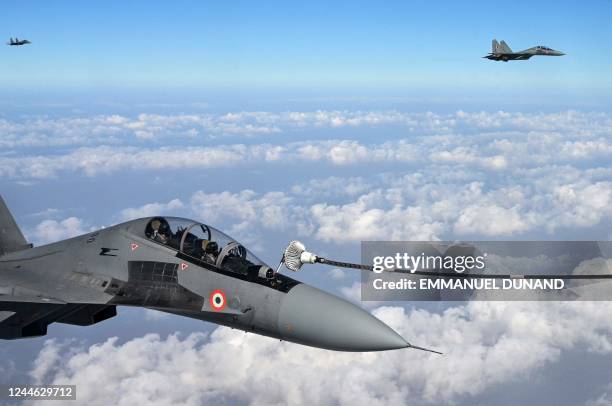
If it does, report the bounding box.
[149,219,170,244]
[199,240,219,264]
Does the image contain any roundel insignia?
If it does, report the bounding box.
[130,243,139,251]
[180,262,189,271]
[210,290,226,311]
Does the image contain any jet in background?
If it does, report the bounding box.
[484,39,564,61]
[7,38,31,46]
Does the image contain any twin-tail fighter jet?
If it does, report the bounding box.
[0,196,439,353]
[484,39,564,61]
[7,38,31,46]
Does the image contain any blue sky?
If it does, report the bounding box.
[1,0,611,97]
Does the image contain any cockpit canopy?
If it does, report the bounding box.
[144,217,266,275]
[536,46,553,51]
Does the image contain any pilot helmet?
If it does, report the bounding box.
[151,219,161,231]
[202,240,219,254]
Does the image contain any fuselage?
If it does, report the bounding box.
[0,217,409,351]
[484,45,565,62]
[7,40,30,46]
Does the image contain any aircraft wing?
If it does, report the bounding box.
[505,53,533,60]
[0,297,116,339]
[484,53,533,61]
[0,295,64,304]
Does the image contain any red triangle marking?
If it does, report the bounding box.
[130,243,139,251]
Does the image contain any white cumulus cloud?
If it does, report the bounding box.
[28,301,612,406]
[120,199,184,221]
[31,217,88,245]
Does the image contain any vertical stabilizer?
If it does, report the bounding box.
[498,40,512,53]
[0,196,31,256]
[492,39,499,53]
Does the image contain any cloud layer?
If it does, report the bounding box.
[6,108,611,405]
[3,110,612,148]
[16,109,611,243]
[178,174,611,243]
[29,301,612,406]
[1,110,611,180]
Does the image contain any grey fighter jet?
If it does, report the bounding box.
[0,196,435,352]
[484,39,564,61]
[7,38,31,46]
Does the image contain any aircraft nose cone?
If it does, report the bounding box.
[278,284,408,351]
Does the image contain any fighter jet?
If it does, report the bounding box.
[0,196,438,352]
[484,39,564,61]
[7,38,31,46]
